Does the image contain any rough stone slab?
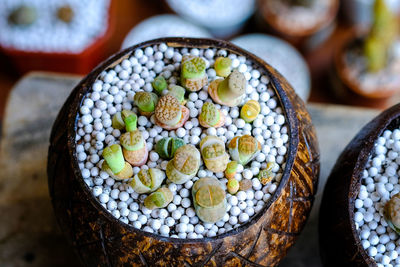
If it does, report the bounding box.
[0,73,381,266]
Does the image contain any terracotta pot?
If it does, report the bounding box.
[47,37,320,266]
[0,1,115,75]
[319,103,400,266]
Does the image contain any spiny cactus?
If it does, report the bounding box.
[130,168,165,194]
[364,0,399,72]
[144,187,173,210]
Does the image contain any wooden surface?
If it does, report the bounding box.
[0,72,380,266]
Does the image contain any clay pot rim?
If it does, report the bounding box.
[64,37,300,243]
[346,105,400,266]
[0,0,115,57]
[334,27,400,99]
[258,0,339,38]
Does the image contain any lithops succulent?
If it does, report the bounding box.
[199,136,229,173]
[258,162,275,185]
[144,187,173,210]
[130,168,165,194]
[225,161,238,179]
[168,85,186,104]
[239,179,252,191]
[155,137,185,160]
[155,94,189,130]
[240,100,261,123]
[208,70,246,107]
[152,75,167,94]
[192,177,227,223]
[112,110,137,131]
[181,55,208,92]
[57,5,74,23]
[101,144,133,180]
[8,5,37,26]
[384,193,400,234]
[227,178,239,195]
[134,92,158,117]
[199,102,225,128]
[228,135,261,166]
[166,145,200,184]
[120,130,148,166]
[214,57,232,77]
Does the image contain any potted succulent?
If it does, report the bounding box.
[334,0,400,101]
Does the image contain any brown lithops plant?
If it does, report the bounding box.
[228,135,261,166]
[199,135,229,172]
[192,177,227,223]
[208,70,246,107]
[155,94,189,130]
[120,130,148,167]
[166,144,200,184]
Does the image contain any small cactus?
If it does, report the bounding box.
[152,75,167,94]
[208,70,246,107]
[228,135,261,166]
[240,100,261,123]
[227,178,239,194]
[384,193,400,234]
[144,187,173,210]
[199,136,229,173]
[192,177,227,223]
[130,168,165,194]
[181,55,208,92]
[225,161,238,179]
[199,102,225,128]
[134,92,158,117]
[120,130,148,166]
[166,145,200,184]
[112,110,137,131]
[258,162,275,185]
[155,137,185,160]
[214,57,232,77]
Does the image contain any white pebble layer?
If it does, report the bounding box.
[0,0,109,53]
[75,43,289,238]
[355,128,400,266]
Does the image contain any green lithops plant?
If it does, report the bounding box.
[152,75,167,94]
[214,57,232,77]
[101,144,133,180]
[227,178,239,195]
[130,168,165,194]
[181,55,208,92]
[134,92,158,116]
[208,69,246,107]
[228,135,261,166]
[199,136,229,173]
[384,192,400,234]
[168,85,186,104]
[258,162,275,185]
[192,177,227,223]
[120,130,148,166]
[364,0,399,72]
[166,144,200,184]
[112,110,137,131]
[155,137,185,160]
[225,161,238,179]
[144,187,173,210]
[8,5,37,26]
[199,102,225,128]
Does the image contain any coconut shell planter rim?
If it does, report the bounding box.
[257,0,339,38]
[319,103,400,266]
[334,28,400,99]
[48,37,319,266]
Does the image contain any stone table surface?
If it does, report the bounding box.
[0,72,380,266]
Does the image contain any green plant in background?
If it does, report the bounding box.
[8,5,37,26]
[364,0,399,72]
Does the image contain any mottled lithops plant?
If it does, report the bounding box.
[144,187,173,210]
[228,135,261,166]
[101,144,133,180]
[181,55,208,92]
[258,162,275,185]
[155,137,185,160]
[152,75,167,94]
[214,57,232,77]
[384,193,400,234]
[130,168,165,194]
[134,92,158,117]
[112,110,137,131]
[155,94,189,130]
[225,161,238,179]
[120,130,148,166]
[199,102,225,128]
[57,5,74,23]
[192,177,227,223]
[8,5,37,26]
[168,85,186,104]
[240,100,261,123]
[208,69,246,107]
[227,178,239,194]
[199,136,229,173]
[166,144,200,184]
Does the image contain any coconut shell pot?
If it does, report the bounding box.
[319,103,400,266]
[47,37,320,266]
